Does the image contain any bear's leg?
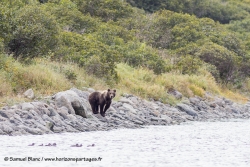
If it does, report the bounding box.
[100,104,105,117]
[95,105,99,114]
[103,102,111,116]
[91,103,98,114]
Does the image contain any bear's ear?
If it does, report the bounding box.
[108,89,110,92]
[113,89,116,92]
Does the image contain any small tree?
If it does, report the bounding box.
[196,42,239,82]
[8,6,59,59]
[73,0,134,22]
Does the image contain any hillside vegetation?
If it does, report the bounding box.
[0,0,250,106]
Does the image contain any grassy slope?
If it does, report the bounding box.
[0,58,248,107]
[1,0,250,106]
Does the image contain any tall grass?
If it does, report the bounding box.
[116,63,248,104]
[0,57,248,107]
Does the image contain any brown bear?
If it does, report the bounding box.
[88,89,116,117]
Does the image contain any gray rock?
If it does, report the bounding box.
[17,110,33,119]
[0,110,15,118]
[71,100,87,118]
[0,123,14,133]
[57,107,69,119]
[132,119,144,125]
[23,88,35,99]
[213,98,225,107]
[18,125,42,135]
[168,89,182,99]
[189,97,200,105]
[224,98,233,105]
[10,105,20,110]
[93,114,109,122]
[71,88,90,99]
[42,114,54,123]
[48,107,58,116]
[53,126,65,133]
[232,108,240,114]
[160,115,172,123]
[0,115,7,122]
[45,121,54,131]
[122,103,137,114]
[209,102,217,108]
[151,117,161,121]
[53,90,87,118]
[0,111,8,118]
[21,103,35,111]
[119,97,134,105]
[55,96,75,114]
[0,129,5,135]
[112,113,125,120]
[150,110,161,117]
[12,114,23,122]
[67,114,77,120]
[129,97,139,106]
[177,104,198,117]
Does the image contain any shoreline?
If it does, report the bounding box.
[0,88,250,136]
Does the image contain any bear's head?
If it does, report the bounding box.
[107,89,116,99]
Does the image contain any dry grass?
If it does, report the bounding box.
[220,89,248,104]
[0,59,248,107]
[116,63,248,104]
[0,79,12,97]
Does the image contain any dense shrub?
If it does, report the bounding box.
[196,42,239,82]
[127,0,249,23]
[0,0,250,85]
[73,0,134,22]
[8,6,59,59]
[0,38,4,53]
[42,2,99,33]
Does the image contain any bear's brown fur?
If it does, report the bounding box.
[88,89,116,117]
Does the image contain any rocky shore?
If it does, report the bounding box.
[0,88,250,135]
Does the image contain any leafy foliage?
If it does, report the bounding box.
[0,0,250,88]
[127,0,250,24]
[73,0,134,22]
[8,5,59,59]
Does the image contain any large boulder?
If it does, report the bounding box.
[53,90,88,118]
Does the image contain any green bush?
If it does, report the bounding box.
[0,38,4,53]
[196,42,239,82]
[176,54,203,75]
[42,2,99,33]
[0,5,15,43]
[8,5,59,59]
[73,0,134,22]
[123,42,168,74]
[57,31,121,81]
[127,0,249,24]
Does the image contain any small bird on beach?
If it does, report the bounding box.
[38,144,43,146]
[28,143,35,146]
[45,143,52,146]
[71,144,82,147]
[87,144,95,147]
[70,144,79,147]
[52,143,56,146]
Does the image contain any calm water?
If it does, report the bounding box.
[1,120,250,167]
